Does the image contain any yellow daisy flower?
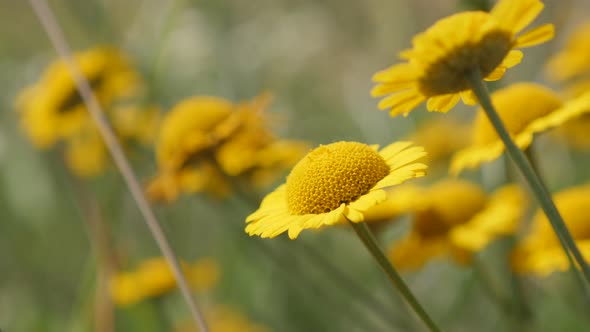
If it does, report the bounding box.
[513,185,590,276]
[245,141,427,239]
[147,93,307,202]
[16,46,141,148]
[110,256,220,306]
[450,83,590,174]
[388,179,526,269]
[372,0,553,116]
[545,21,590,83]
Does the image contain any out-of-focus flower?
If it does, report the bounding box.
[245,141,427,239]
[513,185,590,276]
[388,179,527,269]
[110,256,220,306]
[175,305,270,332]
[147,93,308,202]
[16,46,158,177]
[410,119,469,166]
[371,0,553,116]
[16,46,141,148]
[450,83,590,174]
[545,22,590,83]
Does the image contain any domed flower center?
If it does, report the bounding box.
[473,83,563,145]
[417,12,513,96]
[286,142,390,215]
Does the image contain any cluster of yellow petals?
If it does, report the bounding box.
[451,83,590,174]
[372,0,554,117]
[110,257,220,306]
[513,185,590,276]
[16,46,158,177]
[246,141,427,239]
[147,93,308,202]
[386,179,526,269]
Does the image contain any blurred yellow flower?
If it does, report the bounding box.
[16,46,158,177]
[545,21,590,83]
[372,0,553,116]
[450,83,590,174]
[388,180,526,269]
[16,46,141,148]
[245,141,427,239]
[410,119,469,166]
[175,305,270,332]
[110,256,220,306]
[147,93,308,202]
[513,184,590,276]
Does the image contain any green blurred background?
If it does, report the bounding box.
[1,0,590,331]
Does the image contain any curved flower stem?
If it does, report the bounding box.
[467,69,590,287]
[29,1,208,331]
[348,220,443,332]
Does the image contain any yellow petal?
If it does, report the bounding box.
[515,24,555,48]
[426,94,461,113]
[491,0,544,34]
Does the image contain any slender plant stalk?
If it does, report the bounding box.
[348,220,443,332]
[28,1,208,330]
[75,183,117,332]
[467,69,590,286]
[230,186,409,328]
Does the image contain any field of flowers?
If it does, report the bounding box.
[2,0,590,331]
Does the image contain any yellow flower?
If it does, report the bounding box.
[148,93,307,202]
[110,104,161,145]
[513,184,590,275]
[552,114,590,149]
[245,141,427,239]
[362,184,426,225]
[388,179,526,269]
[450,83,590,174]
[545,21,590,83]
[110,257,220,306]
[410,119,470,165]
[16,46,141,148]
[372,0,553,117]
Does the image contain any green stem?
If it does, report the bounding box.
[467,69,590,286]
[348,220,443,332]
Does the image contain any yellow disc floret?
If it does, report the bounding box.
[286,142,390,215]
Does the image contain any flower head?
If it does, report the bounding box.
[147,93,308,202]
[513,185,590,276]
[175,305,270,332]
[245,141,427,239]
[16,46,141,148]
[110,257,220,306]
[545,21,590,83]
[372,0,553,116]
[388,179,526,269]
[451,83,590,174]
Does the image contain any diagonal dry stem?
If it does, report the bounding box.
[28,0,208,330]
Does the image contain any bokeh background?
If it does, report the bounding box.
[2,0,590,331]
